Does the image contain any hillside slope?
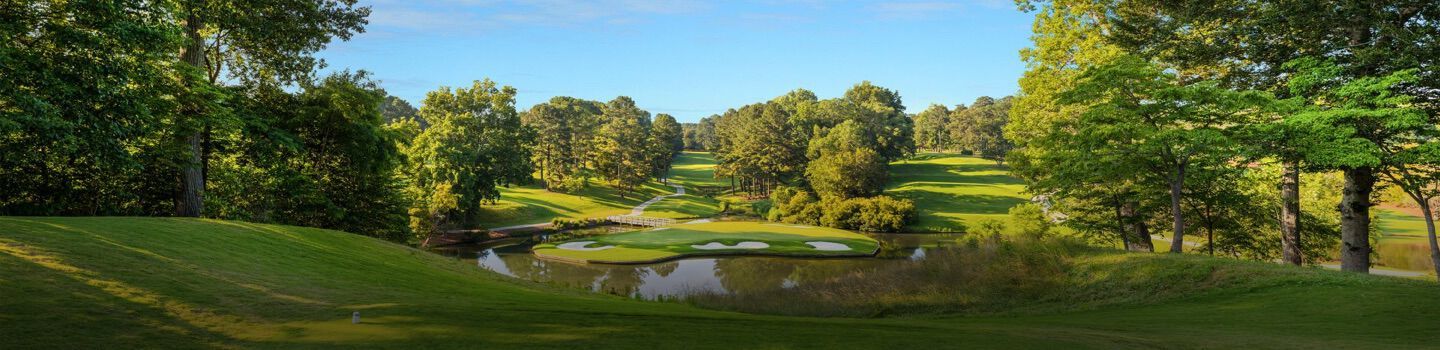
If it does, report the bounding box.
[2,217,1438,349]
[887,153,1029,232]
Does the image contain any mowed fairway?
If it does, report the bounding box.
[480,180,717,228]
[532,221,878,264]
[886,153,1028,232]
[4,217,1440,349]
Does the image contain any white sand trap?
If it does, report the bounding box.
[684,219,713,224]
[556,241,614,251]
[806,241,850,251]
[691,241,769,250]
[764,223,814,229]
[649,227,671,232]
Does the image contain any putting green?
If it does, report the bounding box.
[532,221,880,264]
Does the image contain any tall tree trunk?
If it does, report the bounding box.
[1169,164,1186,253]
[1279,160,1302,265]
[175,11,205,217]
[1120,201,1154,252]
[1339,167,1375,273]
[1206,219,1214,257]
[1418,200,1440,281]
[1112,198,1130,249]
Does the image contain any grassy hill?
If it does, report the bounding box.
[886,153,1029,232]
[4,217,1440,349]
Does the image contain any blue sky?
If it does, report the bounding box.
[317,0,1035,123]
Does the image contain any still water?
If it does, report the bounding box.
[431,232,962,300]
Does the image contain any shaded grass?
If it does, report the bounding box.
[5,217,1440,349]
[532,221,877,263]
[886,153,1029,232]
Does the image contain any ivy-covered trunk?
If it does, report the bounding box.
[1279,161,1302,265]
[1339,167,1374,273]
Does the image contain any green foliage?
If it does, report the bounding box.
[948,96,1015,163]
[0,0,183,215]
[522,96,604,192]
[549,217,610,231]
[806,121,889,199]
[912,104,951,150]
[404,80,532,235]
[592,96,654,198]
[205,72,410,240]
[768,187,916,232]
[649,114,684,178]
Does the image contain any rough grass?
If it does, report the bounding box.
[886,153,1029,232]
[3,217,1440,349]
[687,236,1417,318]
[531,221,877,263]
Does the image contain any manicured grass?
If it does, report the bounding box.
[480,180,716,227]
[478,153,728,227]
[531,221,878,264]
[886,153,1029,232]
[3,217,1440,348]
[667,151,727,189]
[639,193,720,219]
[478,182,669,227]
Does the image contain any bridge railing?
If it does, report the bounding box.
[606,215,676,227]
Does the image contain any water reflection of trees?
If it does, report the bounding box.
[713,258,795,295]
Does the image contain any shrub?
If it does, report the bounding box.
[769,186,916,232]
[547,177,588,193]
[550,217,609,230]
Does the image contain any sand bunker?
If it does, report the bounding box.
[556,241,614,251]
[691,241,769,250]
[684,219,713,224]
[806,241,850,251]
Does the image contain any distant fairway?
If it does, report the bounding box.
[886,153,1028,232]
[667,151,727,189]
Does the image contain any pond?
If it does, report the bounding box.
[430,230,964,300]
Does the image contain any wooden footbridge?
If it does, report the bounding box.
[606,215,676,227]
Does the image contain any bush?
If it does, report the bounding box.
[550,217,609,230]
[768,187,916,232]
[546,177,588,193]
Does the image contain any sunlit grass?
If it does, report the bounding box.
[886,153,1029,232]
[3,217,1439,348]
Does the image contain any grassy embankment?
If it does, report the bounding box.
[3,217,1440,349]
[531,221,878,264]
[885,153,1029,232]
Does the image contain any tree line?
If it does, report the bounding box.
[912,96,1016,164]
[684,83,920,231]
[1,1,683,242]
[1008,0,1440,277]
